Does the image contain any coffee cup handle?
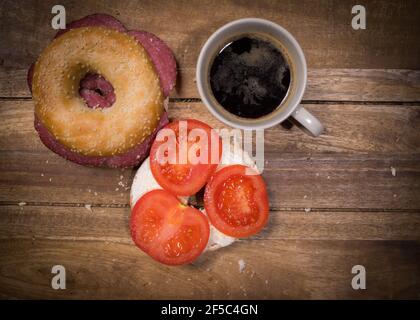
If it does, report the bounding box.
[291,106,324,136]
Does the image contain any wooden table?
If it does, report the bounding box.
[1,0,419,299]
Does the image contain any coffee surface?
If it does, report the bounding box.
[210,36,291,119]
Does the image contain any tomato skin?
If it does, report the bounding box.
[150,119,222,196]
[204,165,269,238]
[130,189,210,265]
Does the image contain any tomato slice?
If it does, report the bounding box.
[204,165,269,238]
[150,119,222,196]
[130,189,210,265]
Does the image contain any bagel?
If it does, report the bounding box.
[32,26,163,157]
[130,137,257,252]
[28,14,177,167]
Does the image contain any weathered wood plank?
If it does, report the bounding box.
[1,151,418,210]
[2,100,420,154]
[1,205,419,241]
[0,238,419,299]
[3,68,420,101]
[2,0,419,69]
[264,154,420,210]
[303,69,420,102]
[169,102,420,154]
[1,100,419,209]
[1,0,420,99]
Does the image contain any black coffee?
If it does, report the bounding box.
[210,35,291,119]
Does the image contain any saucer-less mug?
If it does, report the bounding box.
[196,18,324,136]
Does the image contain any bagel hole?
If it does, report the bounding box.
[94,88,104,95]
[79,73,116,109]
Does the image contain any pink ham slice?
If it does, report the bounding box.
[79,73,116,109]
[128,31,177,97]
[28,14,177,167]
[27,63,34,93]
[55,13,127,38]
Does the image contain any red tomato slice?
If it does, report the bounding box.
[204,165,269,238]
[130,189,210,265]
[150,119,222,196]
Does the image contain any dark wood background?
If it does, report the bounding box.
[0,0,419,299]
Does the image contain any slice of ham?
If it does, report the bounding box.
[79,73,116,109]
[27,63,34,93]
[54,13,127,38]
[128,31,177,97]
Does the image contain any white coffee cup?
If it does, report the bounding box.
[196,18,324,136]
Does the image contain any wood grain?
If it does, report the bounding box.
[1,205,420,242]
[1,100,419,209]
[1,0,420,300]
[3,100,420,155]
[1,0,420,99]
[0,238,419,299]
[1,150,419,210]
[2,0,419,69]
[3,68,420,102]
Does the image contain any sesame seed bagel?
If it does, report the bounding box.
[32,26,164,157]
